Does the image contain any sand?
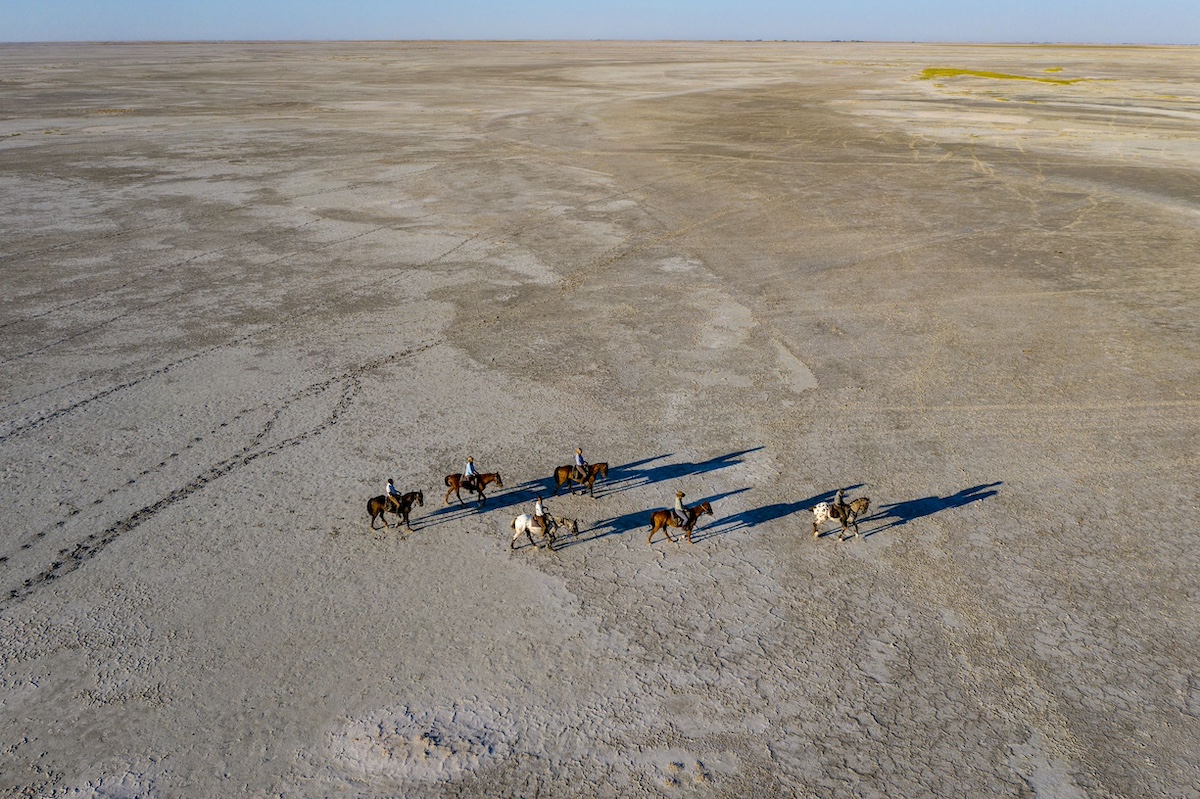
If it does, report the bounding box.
[1,41,1198,798]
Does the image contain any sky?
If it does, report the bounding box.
[4,0,1198,45]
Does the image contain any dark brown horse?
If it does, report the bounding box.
[552,462,609,497]
[647,500,713,545]
[367,490,424,533]
[444,472,503,506]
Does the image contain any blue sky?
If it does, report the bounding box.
[5,0,1198,44]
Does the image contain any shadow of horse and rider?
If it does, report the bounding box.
[413,448,764,533]
[379,446,1000,548]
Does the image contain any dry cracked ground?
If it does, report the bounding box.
[1,41,1198,798]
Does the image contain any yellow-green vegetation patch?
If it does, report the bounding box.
[918,68,1083,85]
[1043,67,1064,73]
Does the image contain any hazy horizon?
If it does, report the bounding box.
[6,0,1198,46]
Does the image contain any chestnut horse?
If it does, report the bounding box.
[367,490,424,533]
[444,472,503,506]
[552,462,609,497]
[647,500,713,545]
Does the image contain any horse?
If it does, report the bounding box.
[367,490,424,533]
[444,472,503,506]
[511,513,580,551]
[552,462,609,497]
[812,496,871,540]
[647,501,713,545]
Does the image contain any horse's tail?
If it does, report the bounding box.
[510,517,517,529]
[445,474,454,487]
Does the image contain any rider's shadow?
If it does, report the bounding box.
[583,448,763,500]
[691,484,864,543]
[860,482,1002,537]
[573,487,751,548]
[416,478,544,529]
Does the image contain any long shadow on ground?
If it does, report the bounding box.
[412,448,762,537]
[692,484,865,543]
[552,448,763,501]
[859,482,1002,538]
[560,487,752,550]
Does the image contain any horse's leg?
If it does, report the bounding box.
[444,486,454,505]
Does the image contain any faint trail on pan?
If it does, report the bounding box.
[0,341,436,607]
[0,218,425,367]
[0,213,463,440]
[0,135,735,415]
[0,217,331,335]
[858,398,1200,414]
[0,111,988,437]
[1,177,381,262]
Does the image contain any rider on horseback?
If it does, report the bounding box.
[386,478,402,510]
[674,491,687,527]
[831,488,847,520]
[571,448,588,483]
[534,495,548,531]
[463,457,478,492]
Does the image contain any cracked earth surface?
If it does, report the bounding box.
[1,41,1198,798]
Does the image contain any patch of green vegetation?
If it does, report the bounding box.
[1044,67,1064,73]
[918,68,1083,85]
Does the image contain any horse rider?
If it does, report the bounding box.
[386,478,402,509]
[534,495,548,531]
[463,456,479,491]
[673,491,687,527]
[571,447,589,483]
[832,488,847,519]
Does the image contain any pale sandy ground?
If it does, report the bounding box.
[1,41,1198,798]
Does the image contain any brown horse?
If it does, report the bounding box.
[444,472,503,506]
[647,500,713,545]
[367,490,424,533]
[552,462,609,497]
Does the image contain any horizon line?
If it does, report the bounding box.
[3,38,1197,47]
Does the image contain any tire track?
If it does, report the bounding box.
[1,341,435,607]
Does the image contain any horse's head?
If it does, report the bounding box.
[493,473,503,489]
[416,491,424,506]
[698,501,713,516]
[596,463,609,478]
[568,518,579,534]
